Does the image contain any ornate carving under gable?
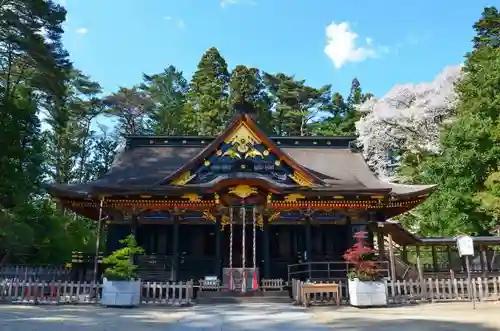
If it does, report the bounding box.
[169,121,317,187]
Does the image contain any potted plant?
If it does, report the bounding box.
[101,235,144,307]
[343,231,387,307]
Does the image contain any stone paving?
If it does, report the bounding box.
[0,302,498,331]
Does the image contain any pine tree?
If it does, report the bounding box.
[229,65,272,133]
[263,73,331,136]
[140,65,189,135]
[185,47,230,135]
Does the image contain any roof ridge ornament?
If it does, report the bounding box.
[233,101,258,122]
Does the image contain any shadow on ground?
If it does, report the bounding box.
[0,303,498,330]
[313,317,499,331]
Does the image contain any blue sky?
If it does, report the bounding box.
[60,0,490,98]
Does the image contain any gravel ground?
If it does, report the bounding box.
[0,302,498,331]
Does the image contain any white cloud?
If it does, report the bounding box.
[75,27,88,35]
[163,16,185,29]
[324,22,382,70]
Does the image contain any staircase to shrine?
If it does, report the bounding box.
[196,289,291,304]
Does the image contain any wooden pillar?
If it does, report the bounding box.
[447,246,452,270]
[479,245,486,274]
[482,247,490,273]
[415,245,426,299]
[376,231,385,261]
[214,217,221,278]
[130,214,139,265]
[431,246,438,272]
[171,217,179,281]
[305,216,312,262]
[263,217,271,278]
[388,234,397,281]
[345,216,353,247]
[130,214,139,239]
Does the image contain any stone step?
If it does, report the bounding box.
[196,290,291,304]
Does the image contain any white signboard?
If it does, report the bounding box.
[455,235,474,257]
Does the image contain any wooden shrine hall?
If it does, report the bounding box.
[45,103,435,290]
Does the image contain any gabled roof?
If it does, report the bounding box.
[162,112,325,187]
[44,110,436,200]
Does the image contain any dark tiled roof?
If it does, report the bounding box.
[45,137,434,199]
[282,147,435,195]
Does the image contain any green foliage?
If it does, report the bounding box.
[229,65,273,134]
[140,65,189,135]
[398,7,500,236]
[263,73,331,136]
[185,47,231,135]
[311,78,372,136]
[102,235,144,281]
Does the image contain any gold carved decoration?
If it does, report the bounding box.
[244,148,263,159]
[171,171,196,186]
[268,212,280,223]
[257,214,264,229]
[218,122,267,160]
[267,193,272,204]
[181,193,201,202]
[214,193,220,204]
[228,185,258,199]
[202,210,216,222]
[222,148,242,159]
[284,193,306,202]
[289,171,313,187]
[224,122,262,146]
[220,214,230,229]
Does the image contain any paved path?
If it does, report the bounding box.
[0,302,498,330]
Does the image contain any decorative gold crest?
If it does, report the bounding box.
[181,193,201,202]
[224,122,261,146]
[244,148,263,159]
[228,185,258,199]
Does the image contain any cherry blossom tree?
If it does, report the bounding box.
[355,65,463,181]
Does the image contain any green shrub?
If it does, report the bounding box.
[102,235,144,281]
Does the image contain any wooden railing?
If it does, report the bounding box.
[261,278,284,291]
[287,261,390,282]
[0,280,194,305]
[291,276,500,306]
[197,278,285,292]
[0,265,70,281]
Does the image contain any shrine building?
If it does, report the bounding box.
[45,104,435,288]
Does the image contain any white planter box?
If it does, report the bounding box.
[348,279,387,307]
[101,278,141,307]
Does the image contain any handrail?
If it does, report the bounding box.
[287,261,390,282]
